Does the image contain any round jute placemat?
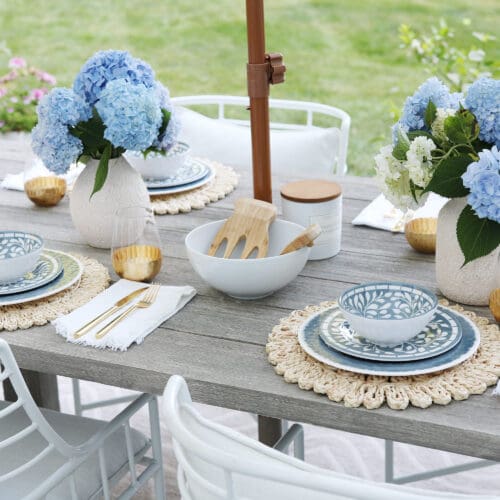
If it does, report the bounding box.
[150,160,239,215]
[0,255,110,332]
[266,300,500,410]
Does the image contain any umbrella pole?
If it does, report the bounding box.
[246,0,285,203]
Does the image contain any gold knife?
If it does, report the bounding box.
[73,287,149,339]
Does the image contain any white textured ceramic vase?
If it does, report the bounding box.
[69,156,151,249]
[436,197,500,306]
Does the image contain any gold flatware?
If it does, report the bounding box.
[73,286,148,339]
[94,284,161,340]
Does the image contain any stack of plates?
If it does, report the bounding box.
[298,304,481,376]
[145,157,215,196]
[0,250,83,306]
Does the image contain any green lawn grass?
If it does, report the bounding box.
[1,0,498,175]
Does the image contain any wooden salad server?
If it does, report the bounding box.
[280,224,322,255]
[208,198,277,259]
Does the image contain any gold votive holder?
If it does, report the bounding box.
[112,245,162,282]
[489,289,500,323]
[404,217,437,254]
[24,176,67,207]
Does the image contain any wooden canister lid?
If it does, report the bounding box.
[280,180,342,203]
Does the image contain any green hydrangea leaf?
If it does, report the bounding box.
[90,142,111,198]
[457,205,500,265]
[444,109,479,145]
[392,128,410,161]
[70,108,108,156]
[423,155,471,197]
[424,100,437,129]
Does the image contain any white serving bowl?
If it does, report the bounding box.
[125,142,190,179]
[0,231,44,284]
[185,220,310,299]
[338,282,438,347]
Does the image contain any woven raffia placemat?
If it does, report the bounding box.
[150,160,239,215]
[266,299,500,410]
[0,255,110,331]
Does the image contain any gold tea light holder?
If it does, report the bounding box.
[404,217,437,254]
[112,245,162,282]
[24,176,67,207]
[489,289,500,323]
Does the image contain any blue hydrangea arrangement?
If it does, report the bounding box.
[31,50,180,196]
[375,76,500,265]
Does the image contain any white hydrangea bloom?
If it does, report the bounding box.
[374,144,426,211]
[406,136,437,188]
[431,107,456,142]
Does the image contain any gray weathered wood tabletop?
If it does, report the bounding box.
[0,144,498,462]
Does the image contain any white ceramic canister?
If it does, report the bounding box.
[280,180,342,260]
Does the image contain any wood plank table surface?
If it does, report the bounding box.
[0,145,499,463]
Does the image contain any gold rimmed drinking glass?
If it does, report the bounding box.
[111,206,162,282]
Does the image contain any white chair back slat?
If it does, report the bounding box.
[0,443,55,483]
[163,375,498,500]
[0,421,38,450]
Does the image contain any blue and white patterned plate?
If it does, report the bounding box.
[298,306,480,376]
[144,157,210,189]
[318,304,462,362]
[0,250,83,306]
[0,252,63,295]
[148,164,215,196]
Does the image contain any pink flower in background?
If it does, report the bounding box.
[39,71,56,85]
[0,87,6,98]
[10,96,19,103]
[29,88,46,101]
[0,121,5,128]
[0,70,18,83]
[8,57,27,69]
[7,107,14,113]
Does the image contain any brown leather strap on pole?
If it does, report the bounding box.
[245,0,285,203]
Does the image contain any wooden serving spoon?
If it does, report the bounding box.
[208,198,277,259]
[280,224,322,255]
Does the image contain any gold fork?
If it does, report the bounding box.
[94,284,161,340]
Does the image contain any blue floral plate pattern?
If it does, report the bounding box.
[0,252,63,295]
[318,305,462,362]
[147,163,215,196]
[0,250,82,306]
[298,306,480,377]
[144,157,210,189]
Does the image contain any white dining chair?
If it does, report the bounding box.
[163,375,499,500]
[171,95,351,176]
[0,339,165,499]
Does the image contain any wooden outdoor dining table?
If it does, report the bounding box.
[0,149,499,465]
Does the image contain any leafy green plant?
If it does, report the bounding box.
[0,52,57,133]
[399,19,497,91]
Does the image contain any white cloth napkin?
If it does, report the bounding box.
[493,381,500,396]
[352,193,448,232]
[53,279,196,351]
[1,158,84,191]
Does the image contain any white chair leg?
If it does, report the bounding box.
[149,397,166,499]
[72,378,83,416]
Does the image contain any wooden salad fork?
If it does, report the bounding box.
[208,198,277,259]
[94,284,161,340]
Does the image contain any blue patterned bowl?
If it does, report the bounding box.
[338,282,438,347]
[0,231,44,284]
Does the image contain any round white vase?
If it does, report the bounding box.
[69,156,151,249]
[436,197,500,306]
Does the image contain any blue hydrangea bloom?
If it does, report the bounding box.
[95,79,162,151]
[31,121,83,174]
[153,82,180,150]
[37,88,91,127]
[395,78,461,139]
[465,77,500,148]
[73,50,155,105]
[462,146,500,223]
